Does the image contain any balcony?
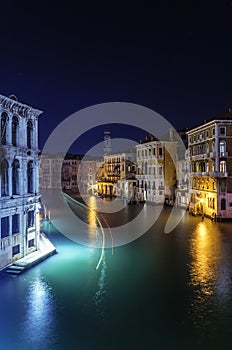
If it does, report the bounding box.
[209,172,228,178]
[220,152,228,158]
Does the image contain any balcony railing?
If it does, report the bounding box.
[209,172,228,178]
[220,152,228,157]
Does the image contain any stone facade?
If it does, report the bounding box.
[136,136,177,204]
[0,94,42,269]
[187,115,232,218]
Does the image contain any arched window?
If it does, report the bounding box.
[220,161,226,173]
[1,112,8,145]
[12,159,20,195]
[27,120,33,149]
[12,116,19,147]
[27,161,33,193]
[221,198,226,210]
[1,159,9,196]
[220,141,226,156]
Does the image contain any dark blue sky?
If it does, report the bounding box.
[1,3,232,154]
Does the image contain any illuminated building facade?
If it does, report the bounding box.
[136,135,177,204]
[187,114,232,218]
[0,94,42,269]
[96,149,136,199]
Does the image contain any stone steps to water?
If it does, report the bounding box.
[5,265,26,275]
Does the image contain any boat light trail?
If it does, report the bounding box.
[61,192,113,269]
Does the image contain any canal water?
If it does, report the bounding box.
[1,197,232,350]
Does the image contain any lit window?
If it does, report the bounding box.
[220,161,226,173]
[220,141,226,156]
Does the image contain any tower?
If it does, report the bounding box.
[104,129,111,155]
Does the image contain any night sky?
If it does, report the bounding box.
[1,3,232,154]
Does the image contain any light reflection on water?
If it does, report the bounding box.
[94,255,107,319]
[21,275,57,349]
[189,220,232,332]
[2,204,232,349]
[87,195,98,242]
[190,221,221,296]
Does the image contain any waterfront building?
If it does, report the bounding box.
[187,112,232,218]
[136,134,177,204]
[39,153,65,189]
[0,94,42,269]
[96,149,136,199]
[175,128,190,207]
[61,154,81,192]
[78,157,103,194]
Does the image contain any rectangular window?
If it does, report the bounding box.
[28,239,35,248]
[212,128,215,136]
[12,214,19,234]
[220,127,226,135]
[27,210,34,228]
[159,166,162,176]
[12,244,20,256]
[1,217,9,238]
[159,148,163,157]
[153,147,156,156]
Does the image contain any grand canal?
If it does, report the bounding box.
[1,196,232,350]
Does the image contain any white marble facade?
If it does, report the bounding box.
[0,94,42,269]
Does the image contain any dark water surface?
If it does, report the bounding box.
[1,199,232,350]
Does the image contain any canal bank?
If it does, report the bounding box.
[1,232,56,276]
[1,200,232,350]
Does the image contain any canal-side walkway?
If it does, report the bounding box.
[4,232,56,276]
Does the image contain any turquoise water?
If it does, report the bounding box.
[1,201,232,350]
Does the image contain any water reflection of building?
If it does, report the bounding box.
[187,112,232,218]
[0,94,42,269]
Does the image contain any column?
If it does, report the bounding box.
[34,161,39,194]
[9,214,12,248]
[34,118,38,150]
[35,203,40,250]
[215,123,219,172]
[8,165,12,197]
[18,168,23,195]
